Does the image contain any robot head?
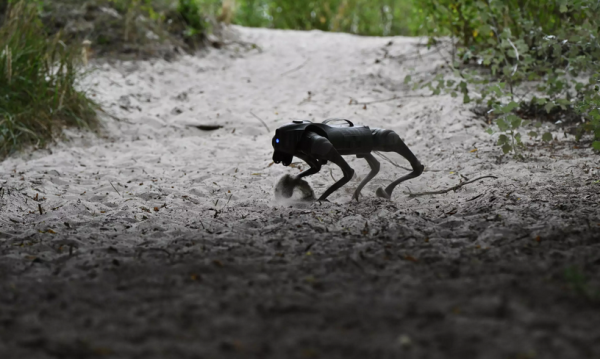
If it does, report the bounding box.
[272,150,293,166]
[272,121,311,166]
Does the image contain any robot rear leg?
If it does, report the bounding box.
[371,129,424,200]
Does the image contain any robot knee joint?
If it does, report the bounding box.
[372,161,381,172]
[414,163,424,176]
[344,168,355,180]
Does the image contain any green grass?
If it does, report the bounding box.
[193,0,426,36]
[0,1,97,157]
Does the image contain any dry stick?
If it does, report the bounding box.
[374,151,442,173]
[250,111,270,133]
[329,168,337,182]
[393,50,439,63]
[466,193,485,202]
[404,176,498,198]
[374,151,411,171]
[109,181,122,197]
[352,94,428,106]
[280,58,310,77]
[98,108,126,123]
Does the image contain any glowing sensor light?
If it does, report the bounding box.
[276,138,280,144]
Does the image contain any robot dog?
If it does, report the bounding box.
[272,119,424,201]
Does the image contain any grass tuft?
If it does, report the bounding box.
[0,1,97,158]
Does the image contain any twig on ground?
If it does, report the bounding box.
[403,176,498,198]
[98,107,128,123]
[374,151,442,172]
[280,58,310,77]
[250,111,270,133]
[109,181,122,197]
[393,50,439,63]
[330,168,337,182]
[374,151,411,171]
[466,193,485,201]
[351,94,428,106]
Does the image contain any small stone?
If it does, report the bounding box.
[397,334,412,348]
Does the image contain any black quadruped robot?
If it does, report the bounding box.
[272,119,424,201]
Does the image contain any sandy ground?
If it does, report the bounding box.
[1,26,600,359]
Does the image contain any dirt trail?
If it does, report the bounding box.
[1,27,600,359]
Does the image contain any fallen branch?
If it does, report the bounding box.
[374,151,442,172]
[404,176,498,198]
[374,151,411,171]
[329,168,337,182]
[280,58,310,77]
[250,111,270,133]
[109,181,122,197]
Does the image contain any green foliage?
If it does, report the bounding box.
[414,0,600,155]
[0,1,97,157]
[178,0,206,37]
[484,104,553,157]
[194,0,426,36]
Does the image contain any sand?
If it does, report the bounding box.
[1,26,599,359]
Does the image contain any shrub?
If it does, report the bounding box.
[0,1,97,157]
[416,0,600,154]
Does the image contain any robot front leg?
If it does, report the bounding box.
[371,129,424,200]
[299,133,355,201]
[275,153,320,199]
[294,153,321,180]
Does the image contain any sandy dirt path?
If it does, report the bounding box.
[1,27,600,359]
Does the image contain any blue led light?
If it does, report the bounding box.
[276,138,280,144]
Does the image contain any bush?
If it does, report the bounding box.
[0,1,97,157]
[415,0,600,154]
